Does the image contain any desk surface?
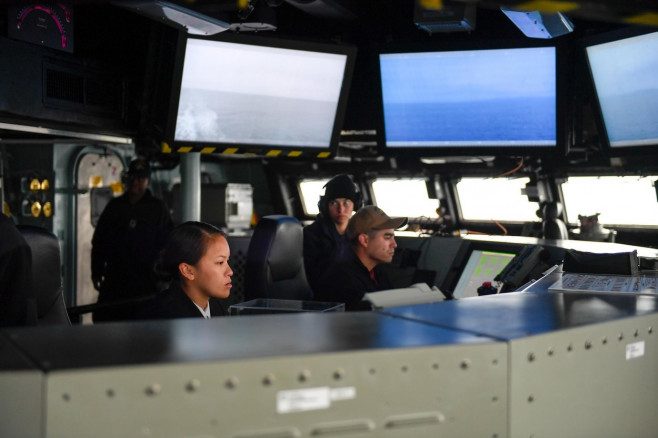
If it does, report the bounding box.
[4,271,658,372]
[381,270,658,340]
[0,335,36,371]
[1,311,494,372]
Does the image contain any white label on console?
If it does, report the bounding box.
[626,341,645,360]
[330,386,356,401]
[277,387,330,414]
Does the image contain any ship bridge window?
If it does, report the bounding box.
[372,178,439,218]
[299,178,330,216]
[561,176,658,227]
[456,177,537,222]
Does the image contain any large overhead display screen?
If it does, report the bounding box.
[586,31,658,148]
[169,36,354,154]
[379,46,557,149]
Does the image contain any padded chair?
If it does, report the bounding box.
[244,215,313,301]
[18,225,71,325]
[542,201,569,240]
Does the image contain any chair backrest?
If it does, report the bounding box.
[542,201,569,240]
[244,215,313,301]
[18,225,71,325]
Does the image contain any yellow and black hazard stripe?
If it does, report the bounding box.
[161,142,333,159]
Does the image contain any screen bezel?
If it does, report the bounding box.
[162,32,357,158]
[582,26,658,157]
[375,39,569,159]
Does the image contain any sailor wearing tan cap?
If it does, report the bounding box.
[314,206,407,310]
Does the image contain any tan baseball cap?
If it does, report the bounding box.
[346,205,408,240]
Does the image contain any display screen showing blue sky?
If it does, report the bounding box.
[174,39,347,147]
[587,31,658,148]
[379,47,556,147]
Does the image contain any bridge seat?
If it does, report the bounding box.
[18,225,71,325]
[244,215,313,301]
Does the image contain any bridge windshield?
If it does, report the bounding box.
[372,178,438,218]
[456,177,536,222]
[299,179,330,216]
[562,176,658,227]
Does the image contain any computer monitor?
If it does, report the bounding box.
[163,33,356,158]
[451,249,516,298]
[171,183,253,231]
[376,42,567,157]
[585,29,658,153]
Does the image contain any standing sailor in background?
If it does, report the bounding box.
[91,158,173,322]
[303,174,362,292]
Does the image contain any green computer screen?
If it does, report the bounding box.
[452,249,515,298]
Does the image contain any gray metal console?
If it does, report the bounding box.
[1,272,657,437]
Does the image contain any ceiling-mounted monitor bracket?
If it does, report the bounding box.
[501,8,574,39]
[113,1,230,35]
[414,0,476,34]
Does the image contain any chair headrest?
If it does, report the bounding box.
[267,218,304,280]
[245,215,311,300]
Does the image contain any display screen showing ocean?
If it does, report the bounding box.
[587,31,658,148]
[600,91,658,147]
[380,46,557,147]
[175,88,337,147]
[383,98,555,146]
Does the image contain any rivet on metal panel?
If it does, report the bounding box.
[62,393,71,402]
[432,363,440,370]
[527,395,535,403]
[649,326,654,334]
[186,379,201,392]
[492,358,499,365]
[547,347,554,356]
[584,340,592,350]
[298,370,311,382]
[527,353,536,362]
[401,365,408,372]
[567,343,574,352]
[602,337,608,345]
[333,368,346,380]
[225,377,239,389]
[263,373,276,386]
[618,333,624,341]
[106,389,115,398]
[145,384,161,396]
[634,329,640,337]
[369,368,377,375]
[460,359,471,370]
[492,396,499,403]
